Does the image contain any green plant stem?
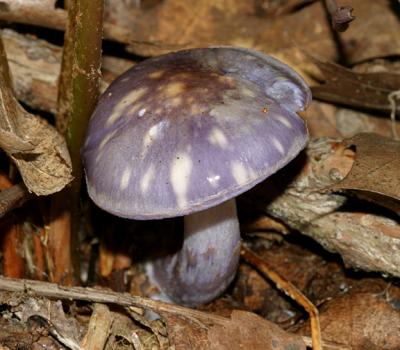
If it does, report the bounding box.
[55,0,104,282]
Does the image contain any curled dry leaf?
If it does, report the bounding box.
[0,32,72,195]
[208,310,306,350]
[329,133,400,202]
[4,110,73,196]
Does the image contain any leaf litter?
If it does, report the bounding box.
[0,1,400,350]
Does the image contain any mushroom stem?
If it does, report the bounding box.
[148,198,241,307]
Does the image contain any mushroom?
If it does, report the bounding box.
[82,47,311,306]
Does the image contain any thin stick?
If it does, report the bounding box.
[241,245,322,350]
[49,0,104,283]
[0,183,32,219]
[0,277,228,326]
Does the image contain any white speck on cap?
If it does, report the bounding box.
[138,108,146,117]
[208,128,229,149]
[231,161,248,185]
[120,166,132,190]
[140,165,156,194]
[141,120,168,155]
[275,115,293,129]
[272,137,285,154]
[106,88,147,126]
[98,129,117,151]
[206,174,221,187]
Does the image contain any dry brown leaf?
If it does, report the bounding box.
[208,310,306,350]
[337,0,400,63]
[162,309,305,349]
[310,57,400,114]
[0,31,72,195]
[125,0,338,72]
[330,133,400,202]
[10,297,83,344]
[162,313,209,350]
[297,291,400,350]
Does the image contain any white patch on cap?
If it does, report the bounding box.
[170,153,192,208]
[106,102,127,126]
[272,137,285,154]
[83,134,92,148]
[138,108,146,117]
[106,87,147,126]
[244,54,256,60]
[120,166,132,190]
[275,114,293,129]
[98,129,118,152]
[206,174,221,188]
[241,87,256,98]
[94,152,102,165]
[141,120,168,155]
[208,128,228,148]
[149,70,164,79]
[142,135,154,154]
[163,81,185,98]
[170,97,182,107]
[231,161,248,185]
[140,165,155,194]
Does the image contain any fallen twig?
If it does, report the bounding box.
[0,182,32,219]
[241,245,322,350]
[0,277,228,326]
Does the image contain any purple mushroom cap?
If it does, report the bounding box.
[82,47,310,220]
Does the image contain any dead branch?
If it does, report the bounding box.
[3,29,133,114]
[258,137,400,277]
[0,276,228,326]
[0,0,131,45]
[0,182,32,219]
